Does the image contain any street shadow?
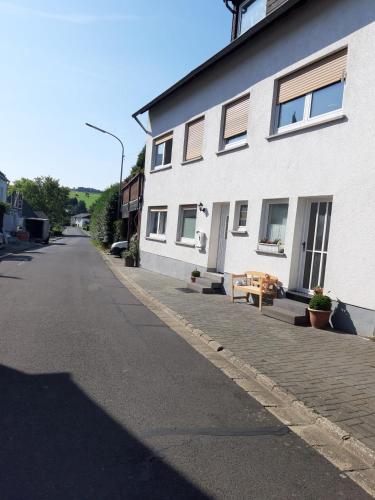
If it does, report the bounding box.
[0,364,208,500]
[0,275,22,280]
[63,233,90,238]
[0,255,32,262]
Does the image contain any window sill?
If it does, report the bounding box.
[146,236,166,243]
[150,164,172,174]
[231,230,248,236]
[267,113,347,140]
[175,240,196,248]
[216,143,249,156]
[255,250,287,258]
[181,156,203,166]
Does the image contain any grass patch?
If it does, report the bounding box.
[70,190,101,210]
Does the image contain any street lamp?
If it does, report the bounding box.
[85,122,125,219]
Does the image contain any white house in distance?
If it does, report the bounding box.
[133,0,375,336]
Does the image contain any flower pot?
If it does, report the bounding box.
[191,276,196,283]
[124,256,134,267]
[308,308,332,329]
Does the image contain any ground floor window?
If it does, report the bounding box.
[147,207,167,240]
[233,201,248,232]
[258,200,289,253]
[177,205,197,244]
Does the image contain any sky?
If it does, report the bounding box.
[0,0,231,190]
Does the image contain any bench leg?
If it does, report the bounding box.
[246,293,250,303]
[259,293,262,311]
[231,287,235,302]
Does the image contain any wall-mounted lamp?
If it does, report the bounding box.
[198,202,205,212]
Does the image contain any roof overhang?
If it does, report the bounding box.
[133,0,304,118]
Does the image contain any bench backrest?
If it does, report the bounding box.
[245,271,278,281]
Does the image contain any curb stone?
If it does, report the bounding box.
[102,253,375,497]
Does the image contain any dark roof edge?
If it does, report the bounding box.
[133,0,304,117]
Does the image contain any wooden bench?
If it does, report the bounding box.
[231,271,278,311]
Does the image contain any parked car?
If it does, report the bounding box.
[110,240,128,256]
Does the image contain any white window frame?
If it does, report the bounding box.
[177,205,197,244]
[237,0,267,36]
[152,134,173,171]
[275,81,345,134]
[259,199,289,249]
[147,207,167,241]
[233,201,248,232]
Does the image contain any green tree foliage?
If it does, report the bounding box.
[90,184,119,247]
[129,145,145,177]
[10,176,70,224]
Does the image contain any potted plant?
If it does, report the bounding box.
[191,269,200,282]
[257,238,284,254]
[308,292,332,329]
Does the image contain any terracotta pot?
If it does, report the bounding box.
[191,277,196,283]
[308,308,331,329]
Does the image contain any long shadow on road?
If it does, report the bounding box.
[0,364,208,500]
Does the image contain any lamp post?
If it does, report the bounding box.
[85,122,124,219]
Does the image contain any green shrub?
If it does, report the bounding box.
[90,184,119,247]
[51,224,63,236]
[309,294,332,311]
[124,235,139,262]
[191,269,200,278]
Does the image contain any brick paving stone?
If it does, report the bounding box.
[117,265,375,456]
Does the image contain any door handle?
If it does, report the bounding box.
[302,241,306,251]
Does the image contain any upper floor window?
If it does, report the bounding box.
[184,116,204,162]
[276,49,347,132]
[238,0,267,36]
[222,94,249,149]
[153,132,173,170]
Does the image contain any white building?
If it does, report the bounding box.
[133,0,375,336]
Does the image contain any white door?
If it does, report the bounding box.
[298,200,332,293]
[216,204,230,273]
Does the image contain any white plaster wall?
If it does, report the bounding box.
[140,0,375,311]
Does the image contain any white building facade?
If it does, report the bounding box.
[134,0,375,336]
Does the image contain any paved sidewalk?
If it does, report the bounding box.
[110,259,375,458]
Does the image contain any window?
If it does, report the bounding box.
[276,49,347,131]
[233,201,248,232]
[177,205,197,243]
[147,207,167,240]
[153,132,173,169]
[264,202,289,244]
[238,0,267,36]
[222,95,249,148]
[184,117,204,162]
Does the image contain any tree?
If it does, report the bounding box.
[129,146,145,177]
[10,176,70,224]
[76,200,87,213]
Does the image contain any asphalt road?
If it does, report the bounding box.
[0,227,371,500]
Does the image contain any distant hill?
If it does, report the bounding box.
[69,189,102,210]
[72,187,102,194]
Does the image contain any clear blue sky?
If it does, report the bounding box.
[0,0,231,190]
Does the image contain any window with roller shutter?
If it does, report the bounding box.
[184,117,204,162]
[221,94,250,149]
